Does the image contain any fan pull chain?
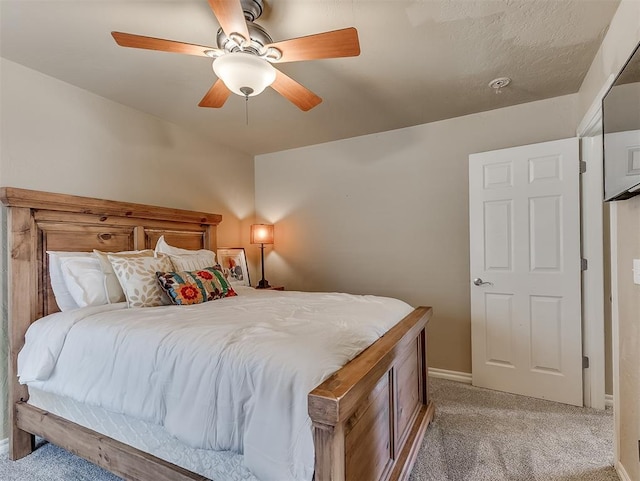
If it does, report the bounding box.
[240,87,254,126]
[245,95,249,125]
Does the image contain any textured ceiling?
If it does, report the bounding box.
[0,0,620,155]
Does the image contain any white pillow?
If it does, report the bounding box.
[60,256,109,308]
[93,250,155,303]
[47,251,95,311]
[168,252,217,271]
[155,235,216,265]
[108,254,174,308]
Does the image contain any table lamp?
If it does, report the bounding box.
[250,224,274,289]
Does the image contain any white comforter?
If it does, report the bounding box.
[18,288,413,481]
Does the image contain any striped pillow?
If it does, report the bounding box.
[168,251,216,271]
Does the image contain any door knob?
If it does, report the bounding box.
[473,278,493,286]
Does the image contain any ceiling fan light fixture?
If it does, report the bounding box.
[213,52,276,97]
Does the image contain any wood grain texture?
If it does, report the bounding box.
[0,188,222,225]
[207,0,250,41]
[310,306,434,481]
[111,32,218,58]
[388,402,435,481]
[344,372,393,481]
[395,343,421,450]
[312,423,346,481]
[7,207,36,459]
[268,27,361,64]
[271,69,322,111]
[16,403,208,481]
[309,306,432,424]
[198,79,231,108]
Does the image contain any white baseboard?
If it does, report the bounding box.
[0,437,8,456]
[616,461,632,481]
[605,394,614,409]
[428,368,472,384]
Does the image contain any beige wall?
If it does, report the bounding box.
[577,0,640,477]
[0,58,256,441]
[255,94,579,374]
[577,0,640,120]
[613,198,640,481]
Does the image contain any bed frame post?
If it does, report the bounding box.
[6,206,36,459]
[312,422,345,480]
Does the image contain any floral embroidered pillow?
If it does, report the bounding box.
[156,267,237,305]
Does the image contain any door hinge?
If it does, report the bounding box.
[583,356,589,369]
[581,258,588,271]
[579,160,587,174]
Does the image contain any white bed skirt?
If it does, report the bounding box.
[28,388,259,481]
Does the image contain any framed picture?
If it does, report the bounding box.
[217,247,251,287]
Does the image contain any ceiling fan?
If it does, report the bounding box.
[112,0,361,111]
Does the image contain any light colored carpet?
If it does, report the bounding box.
[0,378,618,481]
[411,379,618,481]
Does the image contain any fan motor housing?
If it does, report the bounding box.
[216,22,273,55]
[241,0,263,22]
[216,0,271,55]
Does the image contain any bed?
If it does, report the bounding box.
[1,187,434,481]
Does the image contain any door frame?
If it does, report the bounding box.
[576,74,616,409]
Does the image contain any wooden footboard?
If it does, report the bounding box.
[309,306,434,481]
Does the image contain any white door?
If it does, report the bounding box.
[469,138,582,406]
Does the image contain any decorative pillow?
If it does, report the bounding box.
[94,249,155,303]
[155,235,216,270]
[60,256,109,307]
[156,267,237,305]
[108,254,174,308]
[47,251,96,311]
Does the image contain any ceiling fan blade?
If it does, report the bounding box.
[207,0,250,43]
[271,70,322,111]
[111,32,220,57]
[266,27,360,63]
[198,79,231,108]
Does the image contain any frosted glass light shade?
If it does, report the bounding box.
[213,52,276,97]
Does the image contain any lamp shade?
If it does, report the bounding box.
[213,52,276,97]
[250,224,274,245]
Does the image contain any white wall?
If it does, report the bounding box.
[0,58,256,441]
[255,94,579,374]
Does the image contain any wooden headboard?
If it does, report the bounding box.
[1,187,222,425]
[1,187,222,320]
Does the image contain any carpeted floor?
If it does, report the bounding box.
[0,378,618,481]
[410,379,618,481]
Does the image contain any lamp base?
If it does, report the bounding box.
[256,279,271,289]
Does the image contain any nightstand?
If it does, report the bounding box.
[255,286,284,291]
